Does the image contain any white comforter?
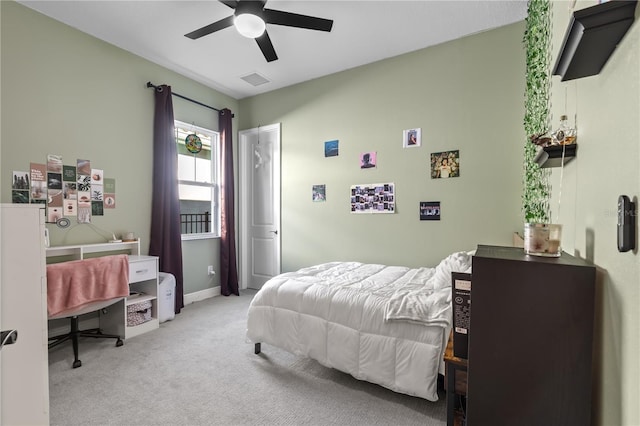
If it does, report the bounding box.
[246,251,472,401]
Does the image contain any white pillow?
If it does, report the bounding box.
[431,251,473,289]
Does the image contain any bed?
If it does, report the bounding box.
[246,251,472,401]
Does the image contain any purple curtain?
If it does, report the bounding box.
[149,85,184,313]
[219,108,239,296]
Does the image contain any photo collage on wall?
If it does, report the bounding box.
[11,155,116,224]
[350,183,395,214]
[318,127,460,221]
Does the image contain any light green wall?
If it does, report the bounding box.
[549,2,640,425]
[4,1,637,423]
[0,1,239,294]
[239,22,526,272]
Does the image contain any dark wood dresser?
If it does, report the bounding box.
[465,245,596,426]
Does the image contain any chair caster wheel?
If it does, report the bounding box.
[73,360,82,368]
[116,339,123,347]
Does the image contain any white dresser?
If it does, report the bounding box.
[1,204,50,425]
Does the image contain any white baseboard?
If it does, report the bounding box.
[184,286,220,305]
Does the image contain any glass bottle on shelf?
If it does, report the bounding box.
[551,115,576,145]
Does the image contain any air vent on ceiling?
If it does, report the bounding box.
[241,72,271,87]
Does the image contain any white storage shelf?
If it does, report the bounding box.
[45,239,141,259]
[46,240,159,340]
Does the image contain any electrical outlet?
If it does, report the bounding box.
[207,265,216,276]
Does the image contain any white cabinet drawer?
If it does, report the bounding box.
[128,258,157,283]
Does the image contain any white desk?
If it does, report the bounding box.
[46,241,159,339]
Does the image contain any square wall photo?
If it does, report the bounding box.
[430,150,460,179]
[324,140,339,157]
[360,151,377,169]
[420,201,441,221]
[403,128,421,148]
[312,184,326,202]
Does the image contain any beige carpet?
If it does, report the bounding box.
[48,290,446,425]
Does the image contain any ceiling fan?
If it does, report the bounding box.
[184,0,334,63]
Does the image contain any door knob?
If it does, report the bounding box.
[0,330,18,349]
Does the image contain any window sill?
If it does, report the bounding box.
[181,233,220,241]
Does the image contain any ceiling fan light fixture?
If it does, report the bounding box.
[234,13,266,38]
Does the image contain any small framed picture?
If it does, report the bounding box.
[312,184,326,202]
[430,150,460,179]
[324,140,339,157]
[403,128,421,148]
[420,201,441,221]
[360,151,377,169]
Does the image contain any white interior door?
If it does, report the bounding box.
[239,124,281,290]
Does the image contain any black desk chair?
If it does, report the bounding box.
[46,254,130,368]
[48,298,124,368]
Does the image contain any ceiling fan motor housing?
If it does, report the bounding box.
[235,1,264,18]
[185,0,333,62]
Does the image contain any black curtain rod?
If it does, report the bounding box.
[146,81,233,117]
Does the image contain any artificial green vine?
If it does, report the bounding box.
[522,0,551,223]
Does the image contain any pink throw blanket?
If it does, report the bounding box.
[47,254,130,317]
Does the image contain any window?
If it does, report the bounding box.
[175,120,220,239]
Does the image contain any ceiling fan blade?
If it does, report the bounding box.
[219,0,238,9]
[184,15,235,39]
[255,31,278,62]
[263,8,333,32]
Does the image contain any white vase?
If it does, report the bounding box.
[524,223,562,257]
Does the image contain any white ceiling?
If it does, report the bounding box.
[18,0,528,100]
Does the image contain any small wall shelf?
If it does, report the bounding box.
[534,144,577,168]
[552,0,638,81]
